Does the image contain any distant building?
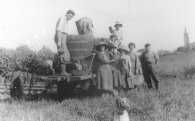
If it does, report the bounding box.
[184,27,190,50]
[184,27,195,50]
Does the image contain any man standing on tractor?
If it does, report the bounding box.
[54,9,75,75]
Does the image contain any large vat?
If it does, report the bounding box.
[75,17,94,36]
[67,35,94,60]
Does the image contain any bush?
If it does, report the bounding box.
[0,45,55,76]
[177,46,189,53]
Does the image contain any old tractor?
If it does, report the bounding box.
[0,17,107,100]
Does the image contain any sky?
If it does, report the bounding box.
[0,0,195,52]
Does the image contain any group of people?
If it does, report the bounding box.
[93,38,159,97]
[54,9,160,97]
[92,21,160,97]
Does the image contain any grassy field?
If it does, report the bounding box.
[156,52,195,78]
[0,52,195,121]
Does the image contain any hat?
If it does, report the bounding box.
[67,9,75,16]
[118,45,129,53]
[144,43,151,48]
[96,41,108,50]
[114,21,123,28]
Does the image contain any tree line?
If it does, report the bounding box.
[0,45,56,76]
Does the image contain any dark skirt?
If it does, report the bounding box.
[96,64,114,91]
[112,67,123,90]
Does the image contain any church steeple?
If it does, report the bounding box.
[184,27,190,49]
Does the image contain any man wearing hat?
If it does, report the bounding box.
[140,43,159,89]
[109,21,123,46]
[54,9,75,75]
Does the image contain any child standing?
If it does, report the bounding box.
[108,43,123,95]
[109,21,123,46]
[118,46,134,91]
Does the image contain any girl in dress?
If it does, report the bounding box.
[118,46,133,91]
[128,43,144,88]
[108,43,123,95]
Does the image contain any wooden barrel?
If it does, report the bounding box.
[67,35,94,59]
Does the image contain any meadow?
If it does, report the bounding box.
[0,52,195,121]
[156,52,195,78]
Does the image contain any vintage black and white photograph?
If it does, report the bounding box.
[0,0,195,121]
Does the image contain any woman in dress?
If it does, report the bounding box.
[108,43,122,94]
[94,40,115,97]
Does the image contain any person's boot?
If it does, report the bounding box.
[60,64,70,76]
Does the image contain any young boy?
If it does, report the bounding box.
[109,21,123,45]
[110,35,121,47]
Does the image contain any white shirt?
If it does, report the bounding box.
[113,110,130,121]
[56,15,69,34]
[113,29,123,42]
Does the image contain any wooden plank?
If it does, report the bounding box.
[30,90,44,94]
[0,85,5,88]
[38,74,96,82]
[24,83,45,85]
[30,88,45,90]
[0,87,10,90]
[38,76,62,81]
[69,74,96,82]
[0,88,6,93]
[23,87,29,90]
[28,84,45,87]
[0,83,11,86]
[0,85,10,88]
[5,90,10,93]
[23,90,29,94]
[23,84,30,87]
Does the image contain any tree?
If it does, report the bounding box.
[158,49,172,56]
[191,46,195,52]
[38,46,55,60]
[0,45,56,75]
[16,45,33,55]
[177,46,188,53]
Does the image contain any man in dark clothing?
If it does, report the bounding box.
[140,43,159,89]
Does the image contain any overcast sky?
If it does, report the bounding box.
[0,0,195,52]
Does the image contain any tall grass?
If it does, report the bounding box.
[0,78,195,121]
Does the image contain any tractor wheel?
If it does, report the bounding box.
[57,81,75,101]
